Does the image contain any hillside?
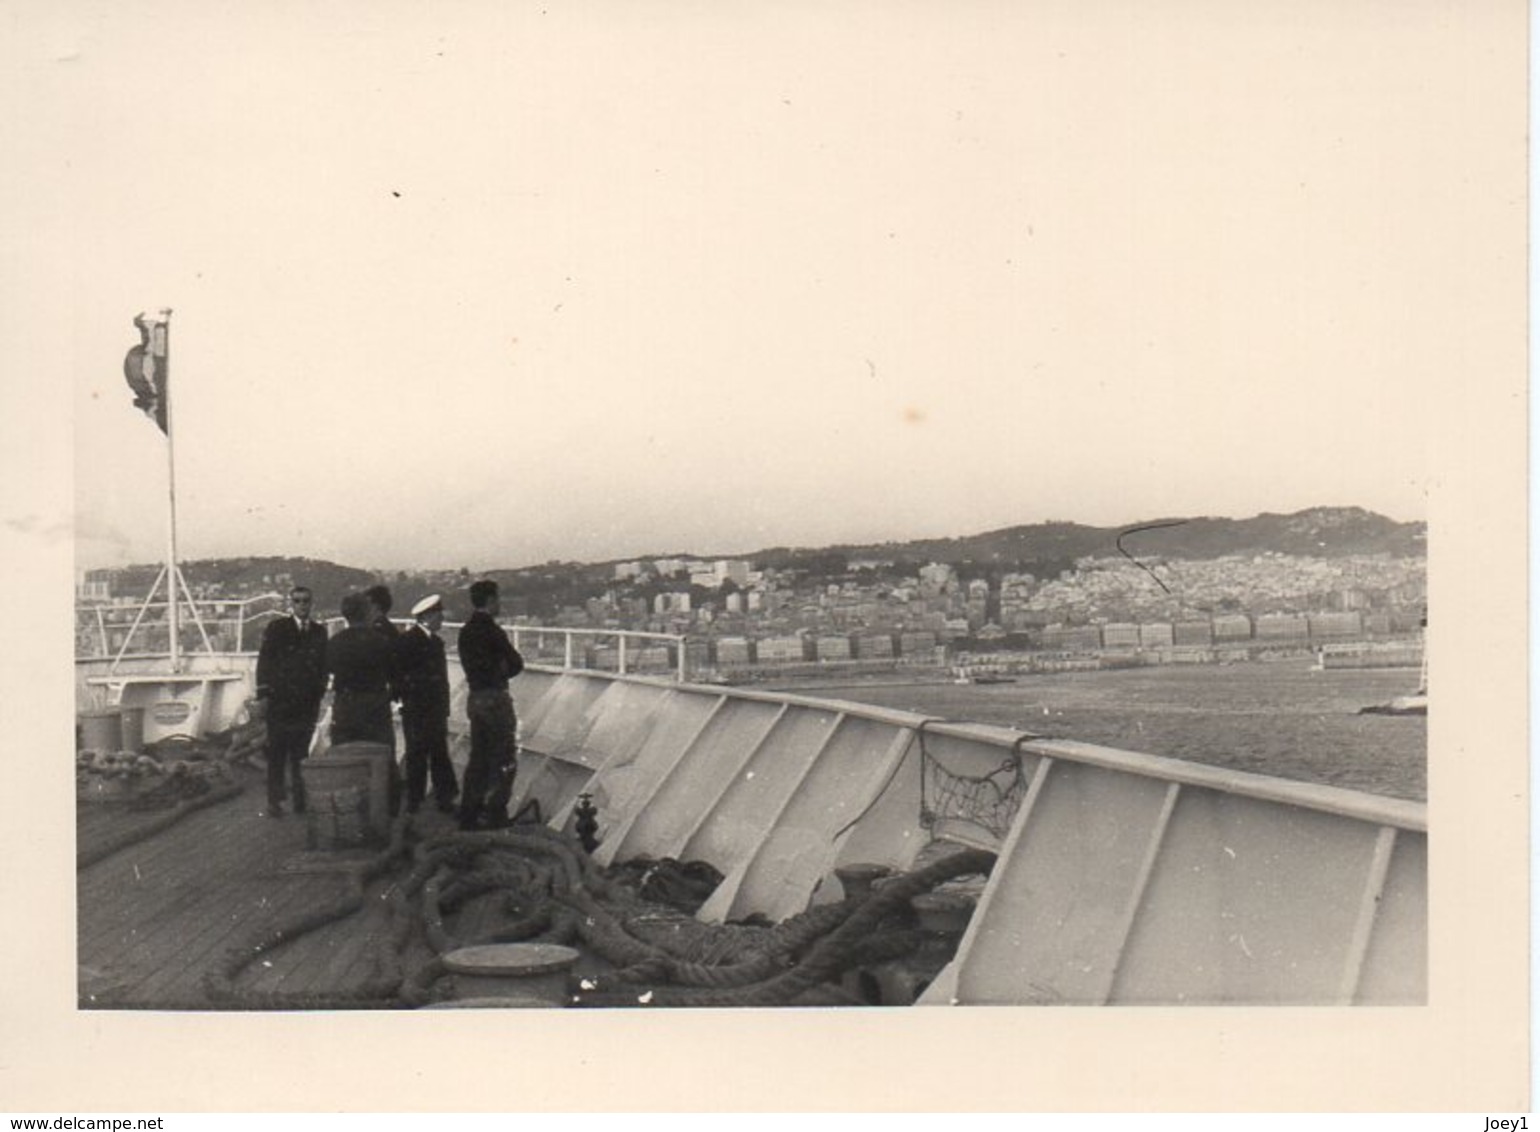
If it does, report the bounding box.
[107,556,377,611]
[755,507,1425,571]
[96,508,1424,610]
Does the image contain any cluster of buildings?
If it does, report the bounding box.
[550,553,1423,633]
[1011,553,1427,627]
[77,550,1428,674]
[524,552,1426,675]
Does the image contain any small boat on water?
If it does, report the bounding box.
[951,667,1017,686]
[1360,689,1428,716]
[1358,617,1428,716]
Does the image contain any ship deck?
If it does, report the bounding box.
[77,765,462,1010]
[75,665,1429,1008]
[76,763,861,1011]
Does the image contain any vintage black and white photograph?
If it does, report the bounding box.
[4,0,1528,1114]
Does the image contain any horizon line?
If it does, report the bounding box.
[77,504,1428,577]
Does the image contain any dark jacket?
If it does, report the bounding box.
[396,623,450,718]
[370,616,403,698]
[255,617,329,723]
[457,611,524,692]
[327,626,394,694]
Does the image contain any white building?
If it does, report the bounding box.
[653,592,692,614]
[919,562,956,595]
[714,559,751,586]
[77,574,111,603]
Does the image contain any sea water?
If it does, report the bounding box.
[770,658,1426,801]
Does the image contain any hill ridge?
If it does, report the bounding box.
[96,506,1425,587]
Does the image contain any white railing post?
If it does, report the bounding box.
[110,567,169,675]
[81,605,692,685]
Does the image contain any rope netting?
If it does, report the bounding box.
[918,738,1029,843]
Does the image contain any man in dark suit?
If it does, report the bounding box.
[365,582,403,703]
[328,591,402,814]
[365,584,401,640]
[327,592,395,748]
[255,586,329,818]
[396,594,457,815]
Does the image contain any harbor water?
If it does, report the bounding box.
[769,658,1426,802]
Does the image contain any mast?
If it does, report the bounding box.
[158,311,180,671]
[122,307,181,668]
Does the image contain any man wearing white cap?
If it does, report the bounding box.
[395,594,458,815]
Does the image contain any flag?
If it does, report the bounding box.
[123,310,170,433]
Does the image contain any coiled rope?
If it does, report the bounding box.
[186,808,993,1010]
[568,847,995,1008]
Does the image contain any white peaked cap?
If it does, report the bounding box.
[411,594,443,618]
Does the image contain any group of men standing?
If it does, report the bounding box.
[253,579,524,831]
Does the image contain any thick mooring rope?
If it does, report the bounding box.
[192,806,992,1010]
[568,848,995,1008]
[201,817,412,1010]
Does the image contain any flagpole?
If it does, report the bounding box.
[161,310,180,674]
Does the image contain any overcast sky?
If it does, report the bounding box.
[22,2,1486,572]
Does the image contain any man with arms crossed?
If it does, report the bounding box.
[456,579,524,830]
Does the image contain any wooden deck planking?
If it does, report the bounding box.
[79,789,293,955]
[77,834,225,955]
[145,869,344,999]
[128,878,318,1006]
[295,826,458,996]
[79,766,599,1009]
[78,788,303,943]
[110,829,333,1005]
[77,767,404,1009]
[241,894,351,995]
[245,880,389,998]
[77,794,286,997]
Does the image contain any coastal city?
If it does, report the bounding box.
[76,540,1427,681]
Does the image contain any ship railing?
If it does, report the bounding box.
[329,620,688,682]
[76,596,692,682]
[496,666,1427,1003]
[500,625,689,682]
[75,592,291,673]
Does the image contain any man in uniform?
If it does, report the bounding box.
[396,594,458,815]
[456,579,524,830]
[254,586,328,818]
